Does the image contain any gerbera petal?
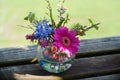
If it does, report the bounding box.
[53,26,80,56]
[69,30,76,37]
[68,46,78,54]
[60,27,68,36]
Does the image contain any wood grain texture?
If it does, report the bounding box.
[1,54,120,80]
[0,36,120,67]
[80,74,120,80]
[0,69,8,80]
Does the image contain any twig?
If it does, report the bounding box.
[18,25,35,31]
[85,23,100,31]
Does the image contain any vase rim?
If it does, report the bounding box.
[37,46,75,63]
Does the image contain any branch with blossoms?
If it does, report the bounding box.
[45,0,70,28]
[72,19,100,36]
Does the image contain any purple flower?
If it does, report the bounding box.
[53,26,80,57]
[26,34,37,41]
[39,38,49,47]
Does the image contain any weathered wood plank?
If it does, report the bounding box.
[1,54,120,80]
[76,36,120,58]
[0,45,37,62]
[0,36,120,67]
[0,69,8,80]
[80,74,120,80]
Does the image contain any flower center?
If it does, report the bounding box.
[62,37,70,47]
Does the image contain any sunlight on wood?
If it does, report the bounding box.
[31,57,38,63]
[13,73,63,80]
[17,46,29,50]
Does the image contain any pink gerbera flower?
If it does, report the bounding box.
[53,26,80,57]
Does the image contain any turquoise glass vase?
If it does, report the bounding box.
[37,46,75,73]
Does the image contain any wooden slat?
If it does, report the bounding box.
[0,45,37,63]
[1,54,120,80]
[0,36,120,67]
[76,36,120,58]
[0,69,8,80]
[80,74,120,80]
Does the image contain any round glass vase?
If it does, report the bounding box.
[37,46,75,73]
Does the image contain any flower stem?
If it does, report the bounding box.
[45,0,56,27]
[49,9,56,27]
[56,18,64,27]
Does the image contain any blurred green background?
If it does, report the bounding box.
[0,0,120,48]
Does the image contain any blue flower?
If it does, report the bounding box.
[35,20,54,40]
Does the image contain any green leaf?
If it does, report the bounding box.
[88,18,99,30]
[71,23,81,29]
[88,18,94,24]
[29,12,35,23]
[94,25,99,30]
[24,16,29,20]
[24,12,35,23]
[88,18,93,24]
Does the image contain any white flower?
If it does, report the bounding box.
[57,0,67,14]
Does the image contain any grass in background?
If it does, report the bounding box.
[0,0,120,48]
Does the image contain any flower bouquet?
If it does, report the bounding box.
[24,0,99,73]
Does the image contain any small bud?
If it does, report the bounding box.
[51,45,58,53]
[58,57,63,62]
[53,54,58,59]
[44,50,49,56]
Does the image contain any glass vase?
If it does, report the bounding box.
[37,46,75,73]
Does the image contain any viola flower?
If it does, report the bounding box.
[26,34,37,41]
[53,26,80,57]
[38,38,49,47]
[35,20,54,40]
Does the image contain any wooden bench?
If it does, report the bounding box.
[0,36,120,80]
